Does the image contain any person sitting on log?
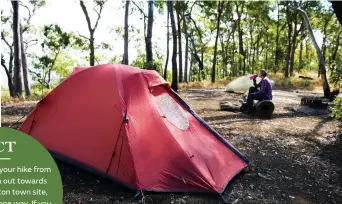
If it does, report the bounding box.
[243,69,273,114]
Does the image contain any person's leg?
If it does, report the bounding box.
[244,93,255,113]
[248,86,258,94]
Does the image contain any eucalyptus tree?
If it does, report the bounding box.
[79,0,106,66]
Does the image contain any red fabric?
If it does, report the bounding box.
[19,64,248,193]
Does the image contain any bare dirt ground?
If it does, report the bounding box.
[2,88,342,204]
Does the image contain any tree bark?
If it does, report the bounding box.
[235,2,245,75]
[284,7,292,78]
[275,1,280,66]
[189,31,203,79]
[80,0,104,66]
[146,0,154,65]
[265,32,269,68]
[20,22,31,96]
[232,29,236,77]
[168,0,178,92]
[164,11,170,80]
[299,21,305,71]
[12,1,23,97]
[1,56,14,97]
[330,30,342,73]
[211,1,224,83]
[289,13,298,76]
[176,8,183,83]
[319,16,331,77]
[299,38,303,71]
[289,5,330,97]
[183,13,189,83]
[331,1,342,25]
[123,0,130,65]
[220,34,226,77]
[1,32,14,95]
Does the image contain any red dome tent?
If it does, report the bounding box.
[19,64,249,193]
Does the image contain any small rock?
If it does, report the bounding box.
[89,198,93,201]
[284,176,292,180]
[250,184,254,189]
[119,196,124,201]
[258,173,272,180]
[179,198,186,204]
[289,195,295,199]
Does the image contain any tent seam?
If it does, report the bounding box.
[115,67,140,189]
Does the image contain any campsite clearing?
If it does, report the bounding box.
[2,88,342,204]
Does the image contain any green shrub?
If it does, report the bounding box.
[330,64,342,88]
[330,97,342,120]
[299,79,312,88]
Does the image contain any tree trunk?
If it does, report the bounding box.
[123,0,130,65]
[235,2,245,76]
[289,14,298,76]
[331,1,342,25]
[90,33,95,66]
[306,38,309,70]
[299,22,305,71]
[168,0,178,92]
[319,18,330,77]
[189,54,193,82]
[164,11,170,80]
[331,30,342,73]
[183,13,189,83]
[289,5,330,97]
[211,1,224,83]
[12,1,22,97]
[20,22,31,96]
[176,9,183,83]
[299,38,303,71]
[284,8,292,78]
[220,34,226,77]
[189,31,203,79]
[238,24,244,73]
[249,29,253,68]
[146,0,154,65]
[275,1,280,66]
[1,57,15,97]
[235,3,242,73]
[80,1,104,66]
[265,33,269,69]
[232,29,236,77]
[1,32,14,96]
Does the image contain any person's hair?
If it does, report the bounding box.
[259,69,267,77]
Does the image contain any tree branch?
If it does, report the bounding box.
[93,3,104,32]
[128,32,139,43]
[80,1,93,33]
[131,1,147,18]
[19,3,32,22]
[76,31,89,39]
[24,39,38,51]
[289,5,325,67]
[1,54,10,76]
[1,32,13,53]
[188,16,202,42]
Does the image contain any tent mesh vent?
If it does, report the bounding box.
[158,94,189,130]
